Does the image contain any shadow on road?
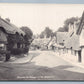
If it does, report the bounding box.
[0,51,84,80]
[54,65,74,70]
[0,61,84,81]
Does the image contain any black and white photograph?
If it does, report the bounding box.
[0,3,84,81]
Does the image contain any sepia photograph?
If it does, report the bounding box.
[0,3,84,81]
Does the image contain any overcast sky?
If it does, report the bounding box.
[0,3,84,34]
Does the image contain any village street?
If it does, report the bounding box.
[0,50,84,80]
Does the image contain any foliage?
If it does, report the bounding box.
[64,17,79,25]
[23,47,29,54]
[57,17,79,32]
[40,27,53,38]
[11,47,29,55]
[11,48,24,55]
[20,26,33,46]
[20,26,33,40]
[7,33,24,50]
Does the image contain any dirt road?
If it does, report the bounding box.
[0,50,84,80]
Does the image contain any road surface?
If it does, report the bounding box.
[0,50,84,80]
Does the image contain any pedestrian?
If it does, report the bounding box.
[5,51,10,62]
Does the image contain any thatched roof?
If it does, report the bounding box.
[0,17,25,35]
[76,11,84,35]
[64,19,81,50]
[56,32,68,44]
[64,34,81,50]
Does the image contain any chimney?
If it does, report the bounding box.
[68,23,74,33]
[73,21,77,34]
[5,18,10,22]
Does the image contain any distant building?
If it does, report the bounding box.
[31,37,51,50]
[56,32,68,46]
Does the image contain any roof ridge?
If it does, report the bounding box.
[0,17,25,35]
[76,11,84,35]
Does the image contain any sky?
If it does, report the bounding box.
[0,3,84,34]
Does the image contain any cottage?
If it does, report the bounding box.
[31,37,51,50]
[56,32,68,54]
[56,32,68,46]
[46,36,56,50]
[64,34,81,59]
[76,11,84,63]
[0,17,25,61]
[64,17,82,62]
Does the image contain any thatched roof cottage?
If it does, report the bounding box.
[76,11,84,63]
[0,17,25,56]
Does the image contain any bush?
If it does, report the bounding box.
[11,48,24,55]
[23,47,29,54]
[11,47,29,55]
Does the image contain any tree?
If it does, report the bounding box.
[20,26,33,46]
[64,17,79,25]
[20,26,33,40]
[40,27,53,38]
[57,17,79,32]
[40,31,45,38]
[20,26,33,53]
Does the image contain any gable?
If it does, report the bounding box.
[56,32,68,44]
[76,12,84,35]
[64,34,80,50]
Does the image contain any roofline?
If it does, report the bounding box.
[0,27,7,34]
[76,11,84,35]
[0,17,25,35]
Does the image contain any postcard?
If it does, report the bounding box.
[0,3,84,81]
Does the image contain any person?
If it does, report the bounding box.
[5,51,10,62]
[52,45,55,51]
